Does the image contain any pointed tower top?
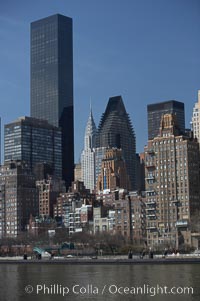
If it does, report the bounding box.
[89,97,93,118]
[84,101,97,150]
[90,96,92,110]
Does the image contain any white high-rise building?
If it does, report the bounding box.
[81,107,97,192]
[191,90,200,142]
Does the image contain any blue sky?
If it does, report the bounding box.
[0,0,200,162]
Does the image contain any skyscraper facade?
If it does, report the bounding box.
[97,148,131,191]
[30,14,74,188]
[94,146,107,188]
[145,114,200,248]
[4,117,62,179]
[81,108,96,192]
[36,176,65,217]
[97,96,136,190]
[74,163,82,182]
[0,161,38,238]
[147,100,185,140]
[191,90,200,143]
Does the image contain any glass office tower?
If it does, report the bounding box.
[4,117,62,179]
[31,14,74,188]
[147,100,185,140]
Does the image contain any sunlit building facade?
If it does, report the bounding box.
[81,108,96,192]
[145,114,200,248]
[191,90,200,143]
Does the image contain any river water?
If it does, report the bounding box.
[0,264,200,301]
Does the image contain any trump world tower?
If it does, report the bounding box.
[30,14,74,188]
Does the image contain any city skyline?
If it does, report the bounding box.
[0,0,200,162]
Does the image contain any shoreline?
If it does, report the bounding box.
[1,257,200,265]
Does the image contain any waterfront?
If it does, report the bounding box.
[0,264,200,301]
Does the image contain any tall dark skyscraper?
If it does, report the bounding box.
[30,14,74,188]
[97,96,136,190]
[147,100,185,140]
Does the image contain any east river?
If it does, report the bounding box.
[0,264,200,301]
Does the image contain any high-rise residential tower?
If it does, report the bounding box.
[0,161,38,238]
[30,14,74,189]
[97,96,136,190]
[36,176,66,217]
[81,107,97,192]
[145,113,200,248]
[191,90,200,143]
[147,100,185,140]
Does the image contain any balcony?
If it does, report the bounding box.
[146,189,155,193]
[145,175,155,180]
[146,190,156,196]
[146,226,157,232]
[175,220,188,228]
[147,214,156,218]
[146,149,155,155]
[171,200,180,205]
[146,207,156,211]
[146,200,156,205]
[146,162,155,168]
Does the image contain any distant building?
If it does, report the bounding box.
[53,180,95,230]
[4,116,62,179]
[191,90,200,143]
[96,189,118,204]
[136,153,145,192]
[36,176,66,217]
[0,161,38,238]
[128,191,146,244]
[74,163,82,182]
[110,199,132,240]
[54,198,93,235]
[33,163,54,181]
[81,108,96,192]
[53,192,82,228]
[147,100,185,140]
[94,147,107,187]
[31,14,74,188]
[97,148,131,191]
[97,96,136,189]
[93,206,109,233]
[145,113,200,248]
[28,215,56,237]
[94,189,146,243]
[69,205,93,235]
